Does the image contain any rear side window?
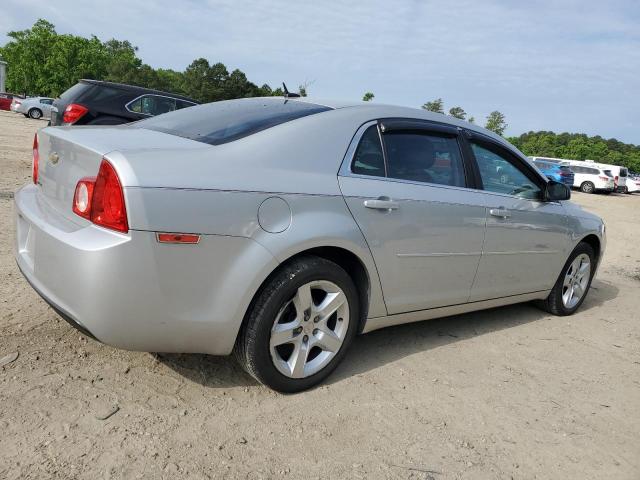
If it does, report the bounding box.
[135,98,331,145]
[620,168,628,177]
[384,132,465,187]
[351,126,385,177]
[176,99,196,110]
[603,170,613,177]
[127,95,177,116]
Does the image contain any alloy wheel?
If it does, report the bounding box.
[562,253,591,309]
[269,280,349,379]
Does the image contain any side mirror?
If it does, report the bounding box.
[545,180,571,201]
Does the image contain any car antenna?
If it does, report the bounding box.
[282,82,301,98]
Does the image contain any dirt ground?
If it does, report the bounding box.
[1,109,639,480]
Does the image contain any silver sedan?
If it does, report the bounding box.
[11,96,55,119]
[14,97,605,392]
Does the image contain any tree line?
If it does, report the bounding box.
[1,20,637,171]
[0,19,299,102]
[507,131,640,172]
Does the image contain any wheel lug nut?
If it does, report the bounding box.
[313,329,318,335]
[314,316,320,323]
[303,335,308,342]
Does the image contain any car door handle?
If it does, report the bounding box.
[489,208,511,219]
[364,198,399,211]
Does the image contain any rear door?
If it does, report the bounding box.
[463,134,570,301]
[339,120,487,314]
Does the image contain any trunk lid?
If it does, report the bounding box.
[36,125,206,221]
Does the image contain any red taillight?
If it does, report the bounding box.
[599,176,609,181]
[32,133,39,184]
[72,159,128,233]
[72,177,96,219]
[62,103,88,124]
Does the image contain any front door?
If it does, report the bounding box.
[339,121,486,315]
[465,138,570,301]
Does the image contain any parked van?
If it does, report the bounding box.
[531,157,627,193]
[569,165,615,193]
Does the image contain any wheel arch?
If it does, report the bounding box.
[237,244,376,346]
[579,233,601,263]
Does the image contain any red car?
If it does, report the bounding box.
[0,93,23,111]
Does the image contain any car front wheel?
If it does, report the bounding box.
[536,242,595,316]
[235,256,359,393]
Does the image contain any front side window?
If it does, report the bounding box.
[384,132,465,187]
[351,125,385,177]
[471,142,542,199]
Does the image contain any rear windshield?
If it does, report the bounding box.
[133,98,332,145]
[59,82,91,101]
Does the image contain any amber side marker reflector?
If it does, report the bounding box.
[156,233,201,244]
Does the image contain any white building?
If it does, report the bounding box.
[0,60,6,92]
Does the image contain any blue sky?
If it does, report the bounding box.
[2,0,639,144]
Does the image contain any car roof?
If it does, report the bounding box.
[295,97,515,152]
[79,79,198,103]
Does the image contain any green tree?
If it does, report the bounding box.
[448,106,466,119]
[362,92,375,102]
[422,98,444,113]
[468,116,475,124]
[485,111,508,136]
[506,131,640,172]
[0,19,284,101]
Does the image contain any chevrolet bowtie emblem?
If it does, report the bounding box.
[49,152,60,165]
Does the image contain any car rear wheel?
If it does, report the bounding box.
[580,181,595,193]
[235,256,359,393]
[28,108,43,119]
[536,242,595,316]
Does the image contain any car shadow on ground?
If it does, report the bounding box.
[157,279,618,390]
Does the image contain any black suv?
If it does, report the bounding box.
[50,79,198,126]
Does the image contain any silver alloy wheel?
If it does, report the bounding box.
[562,253,591,309]
[29,109,42,119]
[269,280,349,379]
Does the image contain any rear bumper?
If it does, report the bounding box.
[14,184,279,355]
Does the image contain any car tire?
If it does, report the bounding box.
[235,255,359,393]
[536,242,595,316]
[580,181,595,193]
[28,108,43,119]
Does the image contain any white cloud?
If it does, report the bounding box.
[2,0,639,143]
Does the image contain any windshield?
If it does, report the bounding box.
[134,98,332,145]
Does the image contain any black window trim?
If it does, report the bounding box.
[341,117,475,191]
[461,129,549,199]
